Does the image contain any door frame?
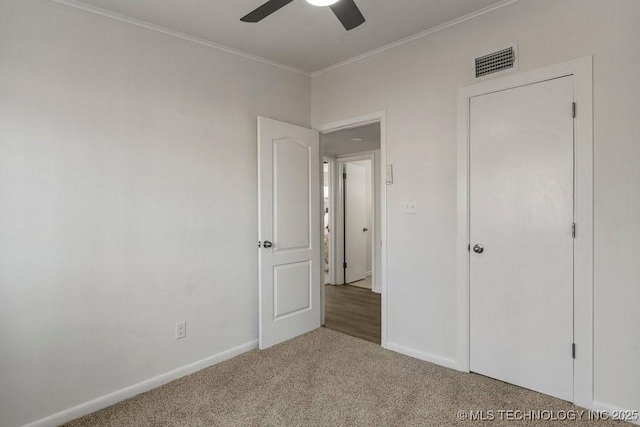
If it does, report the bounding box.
[316,111,388,347]
[456,57,593,407]
[323,156,337,287]
[336,153,377,289]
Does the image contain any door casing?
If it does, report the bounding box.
[323,156,337,289]
[457,56,593,408]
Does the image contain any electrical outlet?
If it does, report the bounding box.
[403,200,418,214]
[175,321,186,339]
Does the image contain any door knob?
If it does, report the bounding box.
[263,240,273,248]
[473,244,484,254]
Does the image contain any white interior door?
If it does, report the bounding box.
[469,76,575,401]
[344,162,367,284]
[258,117,320,349]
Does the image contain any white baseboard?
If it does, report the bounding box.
[22,338,638,427]
[24,340,258,427]
[384,342,459,370]
[384,344,639,425]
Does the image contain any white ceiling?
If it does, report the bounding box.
[322,123,380,156]
[64,0,509,74]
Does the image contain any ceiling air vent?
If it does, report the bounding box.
[475,45,517,78]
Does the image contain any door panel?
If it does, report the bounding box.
[345,162,367,284]
[469,76,574,401]
[258,117,320,349]
[274,139,311,252]
[273,261,311,319]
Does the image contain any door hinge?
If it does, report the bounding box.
[343,262,347,269]
[343,172,347,180]
[258,241,261,248]
[572,343,576,359]
[572,102,576,118]
[572,223,576,238]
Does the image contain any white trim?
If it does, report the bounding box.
[329,157,338,285]
[315,111,388,346]
[50,0,309,76]
[23,340,258,427]
[385,342,459,371]
[323,156,337,288]
[51,0,520,78]
[319,147,326,326]
[316,111,387,134]
[310,0,521,77]
[336,149,380,158]
[456,57,594,403]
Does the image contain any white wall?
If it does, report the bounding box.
[2,0,638,424]
[0,1,310,426]
[311,0,640,412]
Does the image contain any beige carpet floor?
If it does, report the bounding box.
[65,328,627,426]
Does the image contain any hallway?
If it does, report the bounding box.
[324,284,381,344]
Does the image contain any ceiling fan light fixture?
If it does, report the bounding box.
[241,0,364,31]
[306,0,340,7]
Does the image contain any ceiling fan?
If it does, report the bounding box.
[241,0,365,31]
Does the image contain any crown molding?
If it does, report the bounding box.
[50,0,311,76]
[50,0,520,79]
[309,0,521,77]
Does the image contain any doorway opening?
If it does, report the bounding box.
[342,158,373,288]
[320,122,381,344]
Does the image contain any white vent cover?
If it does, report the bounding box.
[475,45,517,78]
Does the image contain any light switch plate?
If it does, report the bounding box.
[403,200,418,214]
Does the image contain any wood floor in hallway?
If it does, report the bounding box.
[323,284,381,344]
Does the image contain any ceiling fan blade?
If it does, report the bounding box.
[241,0,295,23]
[330,0,365,31]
